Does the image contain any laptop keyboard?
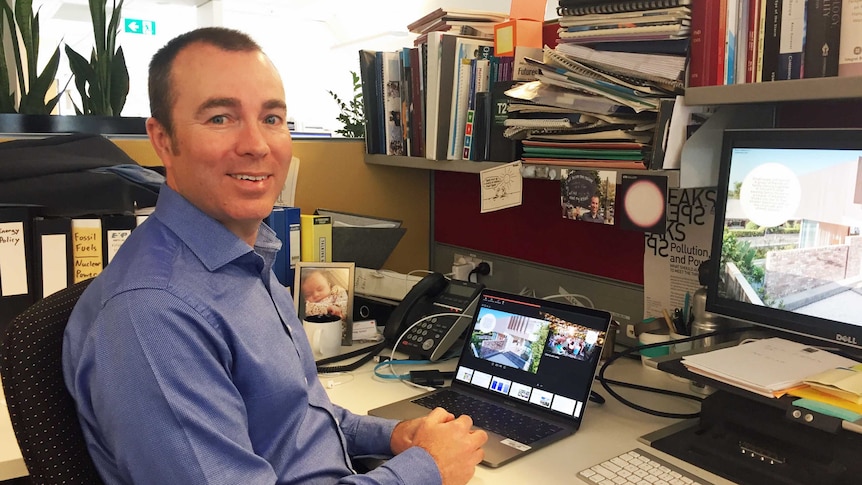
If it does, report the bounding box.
[412,389,563,445]
[576,448,713,485]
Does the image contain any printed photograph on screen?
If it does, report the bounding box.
[468,307,550,374]
[718,148,862,325]
[544,313,605,362]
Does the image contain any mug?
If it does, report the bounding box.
[303,314,342,359]
[637,328,671,369]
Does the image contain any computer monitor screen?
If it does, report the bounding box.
[707,128,862,353]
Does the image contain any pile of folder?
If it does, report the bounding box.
[499,42,683,169]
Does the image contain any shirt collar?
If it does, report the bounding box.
[152,184,281,272]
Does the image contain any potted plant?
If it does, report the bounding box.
[65,0,129,116]
[0,0,63,114]
[328,71,364,138]
[0,0,142,135]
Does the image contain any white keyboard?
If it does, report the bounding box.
[577,448,714,485]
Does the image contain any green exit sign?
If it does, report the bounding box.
[124,18,156,35]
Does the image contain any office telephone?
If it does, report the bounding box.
[383,272,484,361]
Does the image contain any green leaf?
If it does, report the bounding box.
[109,45,129,115]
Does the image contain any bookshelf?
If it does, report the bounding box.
[684,77,862,106]
[364,153,681,186]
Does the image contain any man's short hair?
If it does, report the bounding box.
[148,27,262,135]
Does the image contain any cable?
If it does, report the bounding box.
[316,340,386,374]
[596,326,756,419]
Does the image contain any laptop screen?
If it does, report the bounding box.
[453,289,612,422]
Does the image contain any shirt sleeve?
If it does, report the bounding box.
[332,406,442,485]
[75,289,279,484]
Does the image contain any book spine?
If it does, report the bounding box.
[838,0,862,77]
[375,52,386,151]
[358,50,382,154]
[557,0,691,16]
[286,207,301,288]
[381,51,405,156]
[745,0,762,82]
[447,40,493,161]
[761,0,783,81]
[688,0,720,86]
[462,58,479,161]
[717,0,728,84]
[399,48,413,156]
[300,215,332,263]
[802,0,841,78]
[725,0,740,84]
[777,0,806,80]
[408,47,425,158]
[487,80,519,163]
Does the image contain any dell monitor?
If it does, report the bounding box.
[707,128,862,356]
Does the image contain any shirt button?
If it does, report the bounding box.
[304,377,308,385]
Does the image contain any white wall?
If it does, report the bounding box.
[38,0,559,133]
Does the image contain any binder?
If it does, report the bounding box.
[300,215,332,263]
[101,214,136,266]
[0,206,35,333]
[32,217,73,299]
[265,207,289,285]
[285,207,301,288]
[71,217,103,283]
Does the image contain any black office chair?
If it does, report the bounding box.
[0,278,104,485]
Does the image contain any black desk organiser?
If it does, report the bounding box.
[646,358,862,485]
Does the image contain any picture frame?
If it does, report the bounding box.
[294,261,355,345]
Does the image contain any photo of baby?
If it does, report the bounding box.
[294,262,355,345]
[301,269,349,319]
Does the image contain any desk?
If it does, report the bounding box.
[326,356,733,484]
[0,357,733,484]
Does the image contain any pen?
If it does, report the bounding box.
[661,308,675,333]
[683,292,690,332]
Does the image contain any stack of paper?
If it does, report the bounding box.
[804,365,862,405]
[682,337,859,398]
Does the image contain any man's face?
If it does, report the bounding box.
[302,272,330,303]
[590,197,600,214]
[147,42,292,242]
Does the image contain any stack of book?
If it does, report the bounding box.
[498,39,683,169]
[686,0,851,87]
[407,8,508,44]
[556,2,692,45]
[359,9,519,162]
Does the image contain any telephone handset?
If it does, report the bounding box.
[383,272,484,361]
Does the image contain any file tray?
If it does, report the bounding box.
[315,209,406,269]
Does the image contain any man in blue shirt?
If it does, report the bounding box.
[63,27,487,484]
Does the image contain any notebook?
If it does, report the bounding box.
[369,288,613,467]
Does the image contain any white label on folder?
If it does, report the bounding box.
[0,222,28,296]
[107,229,132,264]
[42,234,68,297]
[289,226,300,266]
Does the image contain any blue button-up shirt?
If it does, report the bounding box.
[63,185,440,484]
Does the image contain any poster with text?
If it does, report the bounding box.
[643,187,717,320]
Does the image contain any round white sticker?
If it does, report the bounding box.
[739,163,801,228]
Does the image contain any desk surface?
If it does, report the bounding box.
[326,356,733,484]
[0,357,733,484]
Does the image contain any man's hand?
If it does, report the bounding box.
[391,407,488,485]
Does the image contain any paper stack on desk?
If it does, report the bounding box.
[804,365,862,405]
[682,337,859,398]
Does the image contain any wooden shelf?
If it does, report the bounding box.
[684,76,862,106]
[364,154,680,186]
[365,154,501,173]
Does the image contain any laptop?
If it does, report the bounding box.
[369,288,613,468]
